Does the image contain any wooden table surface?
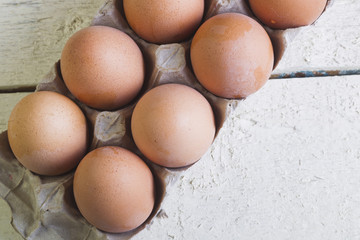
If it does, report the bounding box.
[0,0,360,239]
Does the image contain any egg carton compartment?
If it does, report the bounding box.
[0,0,333,239]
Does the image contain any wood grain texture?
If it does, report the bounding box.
[273,0,360,74]
[0,1,360,238]
[0,0,359,89]
[133,74,360,240]
[1,75,360,239]
[0,0,103,90]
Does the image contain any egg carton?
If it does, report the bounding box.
[0,0,333,239]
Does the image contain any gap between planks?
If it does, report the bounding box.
[1,69,360,94]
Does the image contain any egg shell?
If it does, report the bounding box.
[249,0,328,29]
[73,146,155,233]
[7,91,88,176]
[190,13,274,99]
[60,25,145,111]
[123,0,204,44]
[131,83,216,168]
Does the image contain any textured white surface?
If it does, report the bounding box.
[1,0,360,239]
[274,0,360,74]
[132,75,360,240]
[0,0,359,89]
[0,0,103,89]
[1,76,359,239]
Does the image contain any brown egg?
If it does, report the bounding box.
[73,146,155,233]
[249,0,328,29]
[7,91,88,176]
[190,13,274,99]
[123,0,204,44]
[131,84,215,168]
[60,26,144,110]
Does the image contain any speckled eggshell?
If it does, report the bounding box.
[123,0,204,44]
[190,13,274,99]
[131,83,216,168]
[60,26,145,111]
[7,91,88,176]
[249,0,328,29]
[73,146,155,233]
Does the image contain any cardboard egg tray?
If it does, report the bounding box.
[0,0,333,239]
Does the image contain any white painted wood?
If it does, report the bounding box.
[0,92,30,132]
[0,0,360,238]
[1,75,360,239]
[134,74,360,240]
[274,0,360,74]
[0,0,103,90]
[0,0,359,89]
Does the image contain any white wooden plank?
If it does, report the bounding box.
[273,0,360,74]
[0,92,30,132]
[1,75,360,238]
[0,0,359,89]
[0,0,103,90]
[134,74,360,239]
